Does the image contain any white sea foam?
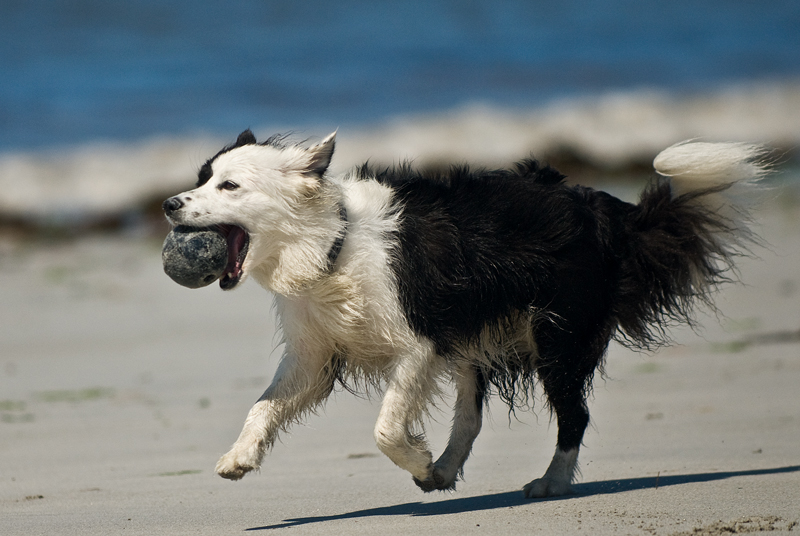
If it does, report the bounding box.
[1,81,798,222]
[332,81,800,172]
[0,136,225,222]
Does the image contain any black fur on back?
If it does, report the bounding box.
[360,159,748,411]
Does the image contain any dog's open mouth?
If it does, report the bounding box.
[216,224,250,290]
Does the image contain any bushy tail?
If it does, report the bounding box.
[614,141,769,349]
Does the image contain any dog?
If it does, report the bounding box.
[162,130,766,497]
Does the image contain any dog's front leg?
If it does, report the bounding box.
[215,351,332,480]
[373,345,439,483]
[416,363,486,491]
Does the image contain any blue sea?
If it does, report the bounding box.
[1,0,799,221]
[1,0,799,151]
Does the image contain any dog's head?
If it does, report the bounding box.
[163,129,336,290]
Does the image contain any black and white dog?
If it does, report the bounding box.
[163,131,765,497]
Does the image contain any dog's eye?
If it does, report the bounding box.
[218,180,239,191]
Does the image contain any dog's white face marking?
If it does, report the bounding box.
[171,144,317,227]
[165,134,337,290]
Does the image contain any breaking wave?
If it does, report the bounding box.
[1,81,798,227]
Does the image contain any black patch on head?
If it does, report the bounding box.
[194,130,299,187]
[196,129,259,187]
[197,162,213,187]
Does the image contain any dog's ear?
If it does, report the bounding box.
[304,132,336,178]
[235,129,257,147]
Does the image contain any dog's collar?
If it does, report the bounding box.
[325,202,347,273]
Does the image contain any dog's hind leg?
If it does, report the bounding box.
[215,350,335,480]
[523,376,587,498]
[524,337,598,498]
[373,343,441,483]
[415,363,487,492]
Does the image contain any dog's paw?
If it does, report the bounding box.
[522,476,572,498]
[215,450,260,480]
[412,466,456,492]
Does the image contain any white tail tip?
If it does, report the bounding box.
[653,141,769,188]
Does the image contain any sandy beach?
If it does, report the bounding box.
[1,181,799,535]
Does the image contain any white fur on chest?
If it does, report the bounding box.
[273,176,417,375]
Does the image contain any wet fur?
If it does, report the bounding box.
[163,133,765,497]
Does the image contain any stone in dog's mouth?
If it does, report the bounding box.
[215,224,249,290]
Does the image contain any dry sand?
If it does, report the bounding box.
[1,191,799,535]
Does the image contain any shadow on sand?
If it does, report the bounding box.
[246,465,800,531]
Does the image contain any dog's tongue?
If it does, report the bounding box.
[219,225,248,290]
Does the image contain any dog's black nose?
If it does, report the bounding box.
[163,196,183,213]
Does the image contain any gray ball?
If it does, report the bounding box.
[162,226,228,288]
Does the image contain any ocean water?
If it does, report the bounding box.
[1,0,799,219]
[2,0,800,150]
